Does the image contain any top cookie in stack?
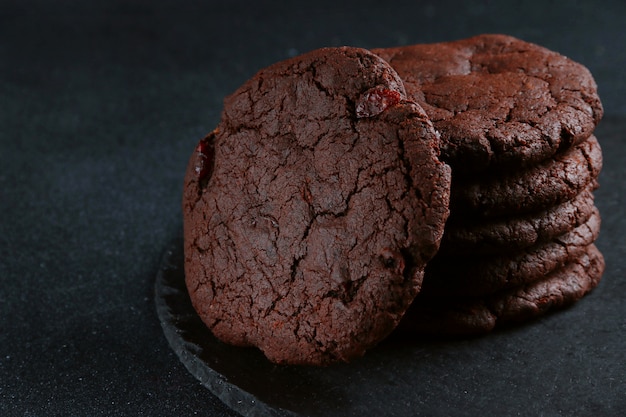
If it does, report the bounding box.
[373,34,603,174]
[374,35,605,335]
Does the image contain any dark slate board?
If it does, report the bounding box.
[155,236,467,417]
[155,122,626,416]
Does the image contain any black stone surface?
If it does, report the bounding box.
[154,221,623,417]
[2,1,625,416]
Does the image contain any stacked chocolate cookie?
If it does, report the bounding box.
[374,34,605,335]
[183,35,605,365]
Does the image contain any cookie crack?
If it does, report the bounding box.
[325,273,368,306]
[394,124,423,204]
[578,139,599,179]
[309,60,334,98]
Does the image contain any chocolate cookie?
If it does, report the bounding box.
[450,135,602,217]
[182,47,451,365]
[373,34,603,173]
[440,186,596,254]
[398,244,605,335]
[421,207,600,297]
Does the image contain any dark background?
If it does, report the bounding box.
[1,1,625,416]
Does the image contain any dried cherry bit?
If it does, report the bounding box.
[194,137,215,183]
[356,87,402,118]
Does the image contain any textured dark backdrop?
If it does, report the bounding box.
[1,1,625,416]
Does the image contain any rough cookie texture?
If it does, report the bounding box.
[421,208,601,297]
[450,135,602,217]
[441,186,596,254]
[183,47,451,365]
[373,34,603,173]
[398,244,605,335]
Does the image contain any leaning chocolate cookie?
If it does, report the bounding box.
[182,47,451,365]
[373,34,603,173]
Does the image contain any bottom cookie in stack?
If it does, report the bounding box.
[399,135,604,335]
[398,244,605,335]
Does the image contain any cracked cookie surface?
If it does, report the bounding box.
[182,47,451,365]
[373,34,603,173]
